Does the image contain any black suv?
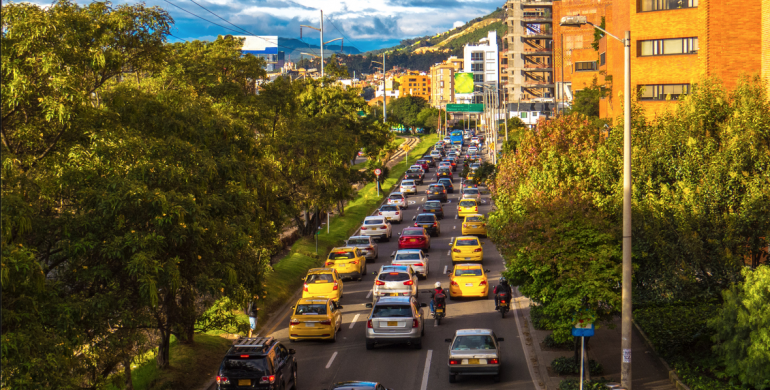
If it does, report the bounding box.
[426,184,448,202]
[404,169,424,184]
[412,213,440,236]
[217,337,297,390]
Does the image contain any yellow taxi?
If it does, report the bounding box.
[301,268,343,302]
[448,264,489,299]
[461,214,488,236]
[466,171,476,182]
[457,199,479,217]
[325,247,367,281]
[451,236,484,263]
[289,297,343,342]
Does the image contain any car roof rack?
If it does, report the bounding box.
[231,336,275,353]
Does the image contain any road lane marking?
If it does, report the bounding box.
[325,352,338,369]
[366,289,372,299]
[446,250,451,256]
[420,350,433,390]
[453,225,456,229]
[422,197,425,201]
[349,314,360,329]
[443,265,448,274]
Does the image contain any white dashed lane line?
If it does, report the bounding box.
[349,314,360,329]
[443,265,448,274]
[366,289,372,299]
[325,352,338,369]
[420,350,433,390]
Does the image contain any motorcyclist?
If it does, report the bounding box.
[430,282,447,316]
[494,277,512,310]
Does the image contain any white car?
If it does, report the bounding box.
[378,204,403,223]
[387,192,408,208]
[372,265,418,300]
[391,249,430,279]
[409,165,425,174]
[400,180,418,195]
[461,188,481,202]
[468,146,478,154]
[443,136,452,144]
[361,216,392,241]
[471,137,480,145]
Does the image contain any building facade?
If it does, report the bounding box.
[397,71,432,101]
[503,0,555,102]
[430,56,464,107]
[458,30,500,104]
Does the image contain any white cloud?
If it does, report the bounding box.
[453,21,464,28]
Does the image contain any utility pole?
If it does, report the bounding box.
[300,10,333,79]
[383,54,387,123]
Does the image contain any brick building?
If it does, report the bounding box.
[763,0,770,96]
[430,56,464,107]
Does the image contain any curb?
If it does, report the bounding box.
[512,287,548,390]
[632,319,691,390]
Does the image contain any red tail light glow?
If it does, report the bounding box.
[489,358,499,364]
[474,207,478,211]
[367,320,373,328]
[479,280,487,286]
[378,212,383,215]
[403,280,413,286]
[216,376,230,385]
[395,212,400,215]
[381,226,387,229]
[326,261,334,266]
[412,319,420,328]
[473,248,483,253]
[350,260,358,264]
[453,248,461,253]
[319,319,332,325]
[260,375,276,384]
[303,284,309,292]
[449,359,460,365]
[375,280,385,286]
[414,263,424,266]
[290,318,300,325]
[463,224,468,228]
[333,282,339,290]
[451,280,459,286]
[361,227,368,230]
[240,355,249,358]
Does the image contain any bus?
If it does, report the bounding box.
[450,130,464,145]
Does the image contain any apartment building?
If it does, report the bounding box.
[765,0,770,96]
[596,0,764,119]
[397,71,432,101]
[503,0,555,102]
[430,56,464,107]
[457,30,500,104]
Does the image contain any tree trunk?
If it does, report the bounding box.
[157,327,171,369]
[124,356,134,390]
[179,288,196,345]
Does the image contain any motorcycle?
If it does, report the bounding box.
[496,292,511,318]
[424,290,447,325]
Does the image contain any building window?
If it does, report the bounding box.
[501,58,508,65]
[473,74,484,82]
[471,52,484,61]
[471,63,484,72]
[409,78,417,82]
[640,0,698,12]
[486,52,495,60]
[575,61,597,72]
[440,81,445,87]
[600,52,606,66]
[638,84,691,100]
[639,37,698,56]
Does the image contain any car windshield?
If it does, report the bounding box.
[306,274,334,283]
[455,239,480,246]
[438,180,451,185]
[402,181,415,186]
[416,216,435,223]
[389,195,404,200]
[451,335,495,350]
[295,304,327,315]
[465,216,484,222]
[402,229,423,236]
[454,268,482,276]
[372,305,413,318]
[365,219,384,225]
[459,200,476,207]
[378,272,410,282]
[428,186,443,191]
[464,189,479,195]
[223,358,269,374]
[329,251,355,260]
[395,253,421,260]
[347,238,370,245]
[439,168,450,172]
[424,202,441,208]
[380,205,398,212]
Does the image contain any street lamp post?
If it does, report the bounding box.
[372,55,387,123]
[560,15,633,390]
[300,10,325,78]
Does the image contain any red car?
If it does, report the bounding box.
[415,159,430,172]
[398,227,431,250]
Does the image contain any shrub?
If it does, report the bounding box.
[530,305,551,330]
[544,334,575,350]
[551,356,603,376]
[634,302,717,359]
[558,378,614,390]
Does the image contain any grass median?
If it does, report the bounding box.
[121,133,437,390]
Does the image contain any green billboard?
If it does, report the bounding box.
[454,73,474,94]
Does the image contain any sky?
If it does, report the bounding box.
[57,0,503,52]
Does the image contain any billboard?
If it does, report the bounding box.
[232,35,279,55]
[454,73,474,94]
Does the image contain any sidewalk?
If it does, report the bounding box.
[512,288,677,390]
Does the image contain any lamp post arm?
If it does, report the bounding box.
[300,25,321,31]
[586,22,625,44]
[324,38,343,45]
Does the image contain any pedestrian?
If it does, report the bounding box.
[245,296,260,338]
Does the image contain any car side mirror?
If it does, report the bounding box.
[289,349,296,354]
[291,306,295,310]
[497,338,505,342]
[337,305,344,309]
[300,276,306,281]
[485,269,491,273]
[445,338,453,343]
[365,303,373,308]
[398,233,402,236]
[420,303,428,307]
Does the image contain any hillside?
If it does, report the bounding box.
[278,37,360,61]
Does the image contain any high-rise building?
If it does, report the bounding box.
[458,31,500,104]
[430,56,464,107]
[503,1,555,102]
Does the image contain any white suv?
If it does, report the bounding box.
[372,265,418,300]
[361,216,392,242]
[400,180,417,195]
[387,192,408,209]
[378,204,403,223]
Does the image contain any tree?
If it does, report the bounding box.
[324,53,350,78]
[567,77,605,118]
[416,107,444,133]
[387,96,428,133]
[709,265,770,389]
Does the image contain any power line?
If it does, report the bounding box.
[188,0,256,37]
[162,0,245,36]
[168,33,189,42]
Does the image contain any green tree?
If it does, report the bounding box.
[324,53,350,78]
[416,106,444,133]
[567,77,605,118]
[709,265,770,389]
[387,95,428,133]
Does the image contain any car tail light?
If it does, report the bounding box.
[474,207,478,211]
[489,358,499,364]
[333,282,339,290]
[319,319,332,325]
[414,263,424,266]
[290,318,300,325]
[326,261,334,266]
[367,320,373,328]
[216,376,230,385]
[378,212,383,215]
[351,260,358,265]
[463,224,468,228]
[453,248,461,253]
[480,280,487,286]
[367,246,374,250]
[412,319,420,328]
[260,375,276,384]
[361,227,368,230]
[433,222,437,227]
[451,280,459,286]
[395,211,400,215]
[375,280,385,286]
[473,248,483,253]
[403,280,414,286]
[303,284,309,292]
[449,359,461,365]
[414,223,418,227]
[500,300,506,305]
[381,225,387,229]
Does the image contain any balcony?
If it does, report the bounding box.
[522,48,553,56]
[522,34,553,39]
[523,64,553,71]
[522,16,552,24]
[521,0,553,7]
[523,82,555,88]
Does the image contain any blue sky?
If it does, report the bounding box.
[79,0,502,52]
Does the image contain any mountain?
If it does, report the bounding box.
[278,37,360,62]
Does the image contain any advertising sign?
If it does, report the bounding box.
[454,73,475,94]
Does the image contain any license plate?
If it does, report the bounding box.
[465,283,473,286]
[389,293,399,296]
[465,257,471,260]
[471,225,478,228]
[409,239,416,243]
[387,321,398,326]
[436,308,444,314]
[433,192,439,194]
[468,358,480,365]
[239,379,251,386]
[305,322,315,327]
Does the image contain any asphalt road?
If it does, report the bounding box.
[266,147,538,390]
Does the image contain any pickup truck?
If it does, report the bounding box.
[404,169,424,184]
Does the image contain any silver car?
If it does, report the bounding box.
[390,249,429,279]
[399,180,417,196]
[346,235,379,261]
[372,265,418,300]
[445,329,504,383]
[378,204,403,223]
[387,192,407,209]
[462,188,481,202]
[364,296,427,350]
[361,216,392,241]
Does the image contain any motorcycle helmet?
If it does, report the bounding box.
[435,281,442,288]
[499,277,508,286]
